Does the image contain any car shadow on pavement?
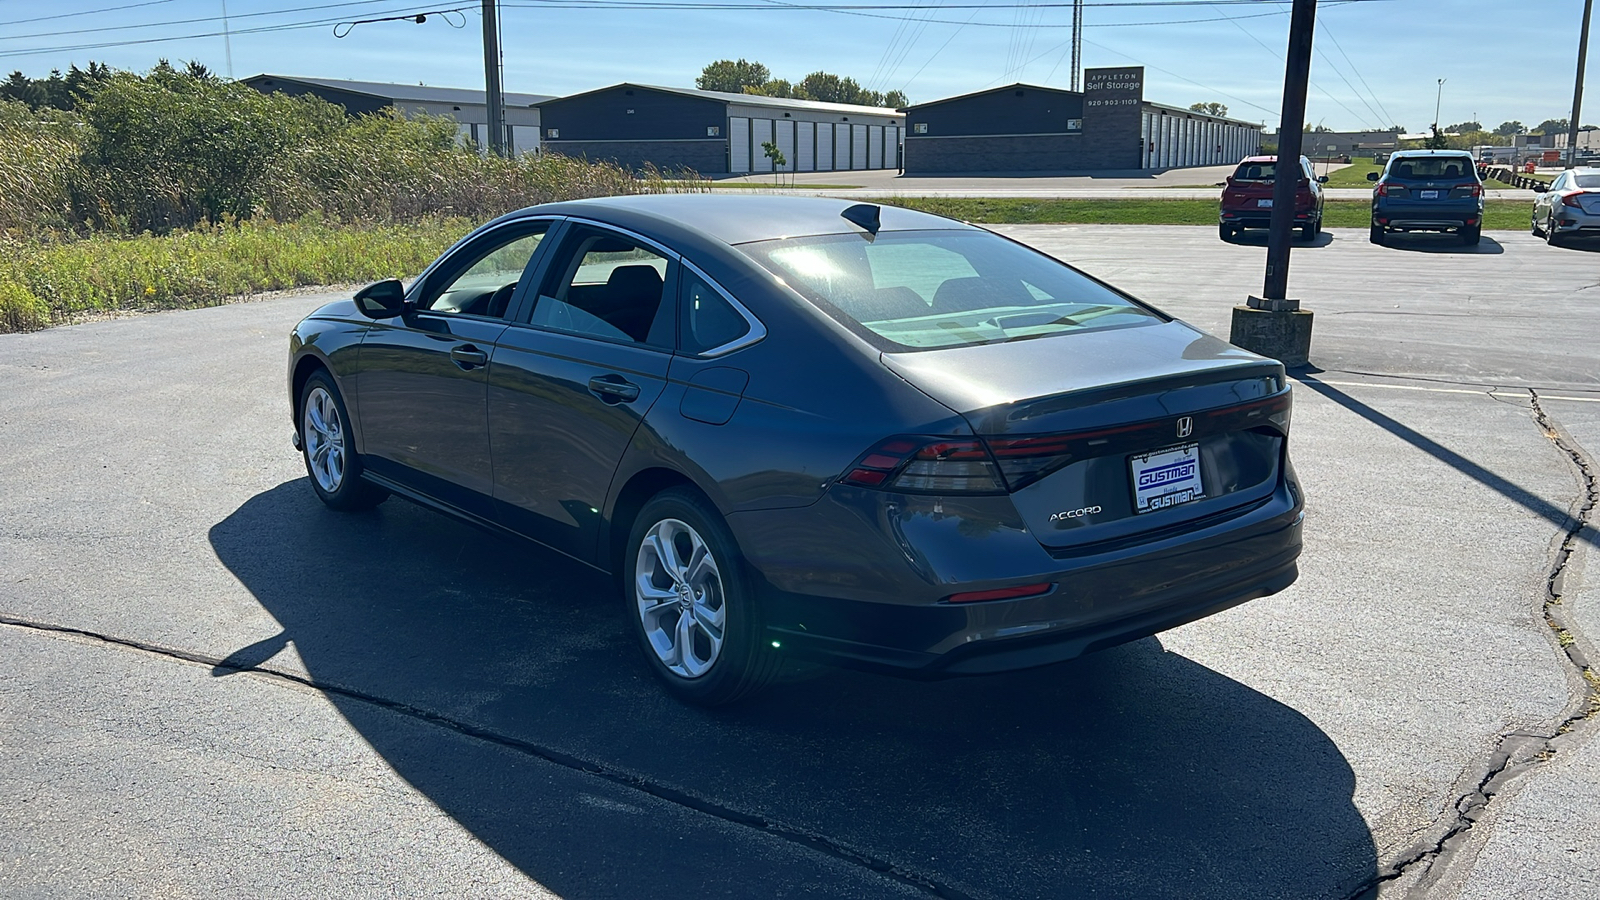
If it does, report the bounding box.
[1372,233,1505,254]
[1221,231,1335,249]
[210,481,1378,900]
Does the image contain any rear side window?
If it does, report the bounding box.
[744,229,1161,351]
[1387,156,1477,181]
[680,271,750,354]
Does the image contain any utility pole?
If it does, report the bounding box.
[1229,0,1316,367]
[1433,78,1446,132]
[1567,0,1592,169]
[1069,0,1084,91]
[482,0,507,157]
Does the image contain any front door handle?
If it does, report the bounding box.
[450,344,489,369]
[588,375,641,403]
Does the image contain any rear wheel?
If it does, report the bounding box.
[1546,214,1562,245]
[1369,223,1385,245]
[1298,221,1315,241]
[299,370,387,511]
[625,487,780,706]
[1218,223,1236,242]
[1460,225,1481,246]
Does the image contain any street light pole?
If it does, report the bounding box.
[1433,78,1446,132]
[1229,0,1316,368]
[1567,0,1592,169]
[482,0,507,157]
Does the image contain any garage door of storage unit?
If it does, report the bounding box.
[797,122,815,171]
[816,123,833,169]
[776,119,796,173]
[730,116,750,173]
[752,118,774,172]
[850,125,867,170]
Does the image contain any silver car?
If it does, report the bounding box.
[1531,167,1600,244]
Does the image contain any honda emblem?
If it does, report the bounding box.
[1176,416,1193,438]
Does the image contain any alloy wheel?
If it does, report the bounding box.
[303,386,346,493]
[635,518,726,678]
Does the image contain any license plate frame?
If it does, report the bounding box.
[1256,199,1273,208]
[1420,189,1441,199]
[1130,442,1206,514]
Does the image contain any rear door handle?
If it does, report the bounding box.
[450,344,489,369]
[588,375,641,403]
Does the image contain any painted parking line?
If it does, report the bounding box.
[1295,378,1600,403]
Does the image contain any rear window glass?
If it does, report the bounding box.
[1232,161,1280,181]
[1387,157,1477,181]
[742,229,1162,351]
[1574,173,1600,189]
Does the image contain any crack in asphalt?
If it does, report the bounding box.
[1340,390,1600,899]
[0,615,979,900]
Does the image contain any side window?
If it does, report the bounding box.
[421,225,548,318]
[680,271,751,354]
[531,228,674,347]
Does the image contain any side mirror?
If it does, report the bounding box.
[354,279,408,319]
[1366,172,1379,182]
[1317,175,1329,183]
[1533,182,1549,193]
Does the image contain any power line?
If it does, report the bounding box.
[0,0,177,28]
[0,0,416,42]
[1318,14,1396,127]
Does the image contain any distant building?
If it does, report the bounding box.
[537,83,905,175]
[1553,130,1600,152]
[241,74,554,155]
[1299,130,1403,158]
[901,68,1262,174]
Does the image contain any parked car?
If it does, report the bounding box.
[288,196,1304,705]
[1219,155,1327,241]
[1367,150,1485,245]
[1530,167,1600,244]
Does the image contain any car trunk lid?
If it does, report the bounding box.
[881,321,1289,551]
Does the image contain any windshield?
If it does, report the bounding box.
[1231,160,1305,182]
[1387,156,1477,181]
[743,229,1162,351]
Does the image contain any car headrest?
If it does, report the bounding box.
[931,276,1032,313]
[604,264,663,300]
[1443,164,1460,178]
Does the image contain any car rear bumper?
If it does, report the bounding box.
[732,471,1305,677]
[1220,209,1317,229]
[1373,201,1482,230]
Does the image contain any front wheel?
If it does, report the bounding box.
[625,487,781,706]
[299,370,387,511]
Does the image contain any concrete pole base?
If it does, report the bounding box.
[1230,303,1314,367]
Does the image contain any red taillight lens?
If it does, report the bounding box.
[840,437,1006,494]
[1376,182,1389,196]
[1563,193,1584,208]
[1457,183,1483,197]
[945,583,1055,604]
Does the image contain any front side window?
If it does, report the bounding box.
[420,225,548,318]
[531,228,674,347]
[744,229,1162,351]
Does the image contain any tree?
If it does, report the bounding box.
[1424,125,1449,150]
[1189,101,1228,117]
[760,140,788,185]
[696,59,770,94]
[1494,120,1526,136]
[1307,124,1335,133]
[1445,120,1480,133]
[744,78,793,99]
[884,89,909,109]
[1384,125,1406,133]
[1534,117,1569,134]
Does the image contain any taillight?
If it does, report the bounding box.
[1376,182,1392,196]
[1457,183,1482,197]
[945,583,1054,604]
[842,437,1006,494]
[840,392,1292,496]
[1563,193,1584,208]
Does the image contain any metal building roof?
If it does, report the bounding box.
[900,83,1080,112]
[244,75,555,108]
[545,82,903,118]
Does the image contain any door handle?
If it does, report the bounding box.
[450,344,489,369]
[588,375,641,403]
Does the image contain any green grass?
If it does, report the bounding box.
[0,217,466,333]
[885,197,1530,230]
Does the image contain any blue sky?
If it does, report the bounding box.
[0,0,1592,132]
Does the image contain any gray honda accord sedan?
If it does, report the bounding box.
[288,195,1303,705]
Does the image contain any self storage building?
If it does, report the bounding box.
[537,83,905,175]
[243,75,554,155]
[902,67,1262,173]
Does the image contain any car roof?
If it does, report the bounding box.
[1390,149,1473,158]
[494,194,973,247]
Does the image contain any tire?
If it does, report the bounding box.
[625,487,781,706]
[1369,223,1385,245]
[1460,225,1481,246]
[1546,214,1561,246]
[299,370,388,511]
[1531,212,1545,237]
[1298,222,1315,241]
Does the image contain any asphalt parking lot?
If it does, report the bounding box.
[2,226,1596,899]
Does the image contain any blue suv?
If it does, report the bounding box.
[1367,150,1485,246]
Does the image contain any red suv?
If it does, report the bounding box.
[1219,155,1327,242]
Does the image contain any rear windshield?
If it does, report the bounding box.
[742,229,1162,351]
[1231,160,1307,182]
[1387,156,1477,181]
[1575,173,1600,189]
